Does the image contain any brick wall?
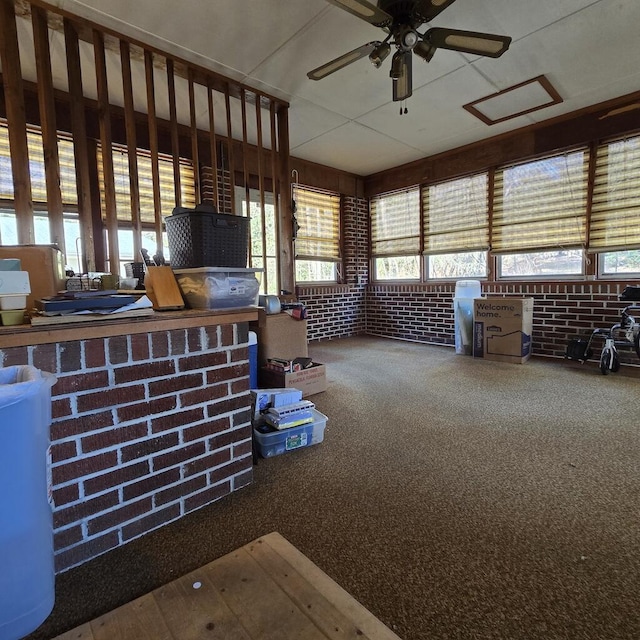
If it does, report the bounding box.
[0,322,253,573]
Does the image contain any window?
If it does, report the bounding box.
[494,149,588,277]
[293,185,341,283]
[591,135,640,271]
[423,173,488,279]
[371,188,420,281]
[236,186,279,294]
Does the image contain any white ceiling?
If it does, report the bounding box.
[45,0,640,176]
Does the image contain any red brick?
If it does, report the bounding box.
[54,531,119,573]
[231,378,249,394]
[121,504,181,542]
[84,338,106,368]
[151,332,169,358]
[53,490,119,528]
[231,346,249,362]
[117,396,177,423]
[178,352,227,372]
[204,325,219,349]
[151,407,204,434]
[220,325,233,346]
[51,440,78,463]
[184,481,230,512]
[184,449,231,477]
[76,385,146,413]
[169,329,187,355]
[59,341,82,372]
[180,383,227,407]
[52,483,80,507]
[130,334,150,361]
[148,373,203,397]
[54,370,110,395]
[206,395,249,418]
[82,422,148,453]
[187,327,203,352]
[52,397,72,419]
[84,461,150,496]
[210,457,252,484]
[155,475,207,506]
[121,433,180,463]
[184,417,230,442]
[233,440,253,458]
[113,360,175,385]
[207,363,246,384]
[54,525,84,551]
[32,343,57,372]
[233,409,252,428]
[52,411,114,439]
[0,346,27,366]
[52,451,118,485]
[152,442,205,471]
[122,468,181,501]
[108,335,129,365]
[234,469,253,489]
[87,496,153,535]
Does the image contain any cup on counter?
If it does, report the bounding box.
[92,274,119,290]
[119,277,138,290]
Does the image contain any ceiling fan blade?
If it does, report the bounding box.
[416,0,458,23]
[391,50,412,102]
[325,0,392,27]
[307,42,380,81]
[425,27,512,58]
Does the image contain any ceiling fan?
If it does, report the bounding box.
[307,0,512,104]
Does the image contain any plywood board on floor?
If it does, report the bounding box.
[53,532,402,640]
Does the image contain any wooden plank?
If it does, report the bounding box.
[224,83,236,215]
[166,59,182,207]
[53,621,96,640]
[276,105,294,293]
[188,69,201,204]
[0,0,35,244]
[201,546,328,640]
[207,80,219,209]
[93,28,119,274]
[240,88,251,215]
[269,101,281,294]
[31,4,65,254]
[152,566,252,640]
[257,533,402,640]
[89,593,174,640]
[144,49,163,250]
[63,17,96,273]
[255,95,268,292]
[120,39,143,258]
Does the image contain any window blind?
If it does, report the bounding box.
[293,185,341,261]
[492,149,588,253]
[590,134,640,251]
[1,122,77,205]
[370,187,420,256]
[422,173,488,254]
[98,144,196,223]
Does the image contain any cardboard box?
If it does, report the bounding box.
[259,363,327,397]
[473,298,533,364]
[253,310,308,364]
[0,245,65,310]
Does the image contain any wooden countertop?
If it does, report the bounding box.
[0,307,259,348]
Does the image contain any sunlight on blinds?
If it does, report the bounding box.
[293,185,341,261]
[371,187,420,257]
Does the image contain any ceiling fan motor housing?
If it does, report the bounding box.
[378,0,434,27]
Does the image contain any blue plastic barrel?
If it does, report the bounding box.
[248,331,258,389]
[0,366,57,640]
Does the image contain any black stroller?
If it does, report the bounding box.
[565,302,640,374]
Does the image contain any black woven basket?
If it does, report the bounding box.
[166,205,249,269]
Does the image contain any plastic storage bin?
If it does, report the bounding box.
[454,279,482,355]
[165,205,249,269]
[254,409,327,457]
[173,267,261,310]
[0,366,57,640]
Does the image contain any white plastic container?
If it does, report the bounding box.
[454,280,482,355]
[0,366,57,640]
[0,295,27,310]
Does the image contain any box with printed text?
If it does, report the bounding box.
[473,298,533,364]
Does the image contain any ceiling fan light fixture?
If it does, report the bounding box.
[369,42,391,68]
[413,40,437,62]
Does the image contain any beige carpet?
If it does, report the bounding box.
[28,336,640,640]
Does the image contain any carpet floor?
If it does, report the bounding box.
[27,336,640,640]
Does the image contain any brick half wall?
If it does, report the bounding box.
[0,321,253,573]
